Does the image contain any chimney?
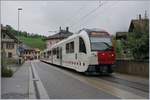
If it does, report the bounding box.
[139,14,142,20]
[66,27,69,32]
[59,26,62,31]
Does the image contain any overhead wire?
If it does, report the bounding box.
[70,1,105,28]
[66,6,86,27]
[72,1,120,30]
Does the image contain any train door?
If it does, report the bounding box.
[76,37,88,71]
[60,47,62,66]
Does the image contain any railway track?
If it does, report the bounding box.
[100,76,149,93]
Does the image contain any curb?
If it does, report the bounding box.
[29,61,49,99]
[29,66,36,99]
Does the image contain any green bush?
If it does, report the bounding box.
[127,32,149,59]
[116,40,124,58]
[5,58,17,65]
[2,67,13,77]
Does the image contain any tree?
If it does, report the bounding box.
[127,32,149,59]
[116,40,124,58]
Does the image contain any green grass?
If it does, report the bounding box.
[18,36,46,50]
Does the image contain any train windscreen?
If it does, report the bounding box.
[90,36,112,51]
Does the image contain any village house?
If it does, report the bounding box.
[116,14,149,58]
[116,14,149,40]
[45,27,73,49]
[20,44,40,60]
[1,25,21,59]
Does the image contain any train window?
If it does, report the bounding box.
[44,52,46,58]
[47,51,50,56]
[66,41,74,53]
[70,41,74,53]
[46,51,49,58]
[66,43,69,53]
[53,48,56,55]
[79,37,86,53]
[52,49,54,55]
[56,47,59,59]
[50,50,51,55]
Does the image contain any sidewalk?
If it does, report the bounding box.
[1,61,30,99]
[8,64,21,73]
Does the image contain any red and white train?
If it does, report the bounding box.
[41,28,116,74]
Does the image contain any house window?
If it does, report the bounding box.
[8,52,12,58]
[6,43,14,49]
[79,37,86,53]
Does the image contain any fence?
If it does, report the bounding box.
[114,59,149,77]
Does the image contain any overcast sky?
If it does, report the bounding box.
[1,1,150,36]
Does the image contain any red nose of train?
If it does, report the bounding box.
[97,48,115,65]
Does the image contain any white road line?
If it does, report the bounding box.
[31,61,49,99]
[39,60,145,99]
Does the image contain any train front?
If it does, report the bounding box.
[87,29,116,74]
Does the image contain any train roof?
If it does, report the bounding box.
[80,28,108,34]
[45,28,110,51]
[50,33,78,49]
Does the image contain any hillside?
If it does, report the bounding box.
[17,36,46,50]
[3,24,46,50]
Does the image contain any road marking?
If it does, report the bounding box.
[38,60,145,99]
[31,61,49,99]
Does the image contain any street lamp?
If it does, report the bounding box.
[17,8,22,62]
[18,8,22,34]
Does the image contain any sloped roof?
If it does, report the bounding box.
[19,44,40,52]
[34,48,40,52]
[20,44,33,50]
[1,25,22,43]
[129,19,149,33]
[82,28,108,33]
[45,30,73,40]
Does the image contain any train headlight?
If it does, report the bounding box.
[101,53,105,56]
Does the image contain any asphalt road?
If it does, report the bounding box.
[31,60,149,99]
[32,60,118,99]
